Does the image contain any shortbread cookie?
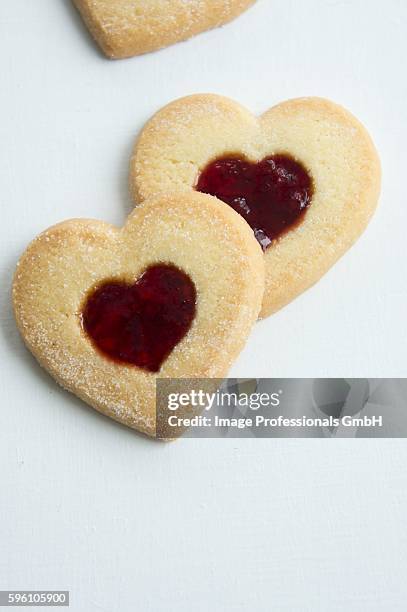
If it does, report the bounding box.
[13,193,264,437]
[72,0,256,59]
[131,95,381,318]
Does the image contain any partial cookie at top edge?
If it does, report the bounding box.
[72,0,256,59]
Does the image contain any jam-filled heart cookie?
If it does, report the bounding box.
[72,0,256,59]
[13,193,264,437]
[131,95,381,318]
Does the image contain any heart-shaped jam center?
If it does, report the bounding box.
[82,264,196,373]
[196,154,313,250]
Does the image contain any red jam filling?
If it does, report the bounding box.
[196,154,313,250]
[82,264,196,373]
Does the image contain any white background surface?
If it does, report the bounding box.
[1,1,407,610]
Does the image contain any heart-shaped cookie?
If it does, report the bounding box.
[13,193,264,437]
[72,0,256,59]
[131,95,381,318]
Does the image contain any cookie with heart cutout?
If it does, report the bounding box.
[13,193,264,438]
[72,0,256,59]
[131,95,381,318]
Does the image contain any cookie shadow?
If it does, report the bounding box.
[118,135,138,219]
[1,251,160,446]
